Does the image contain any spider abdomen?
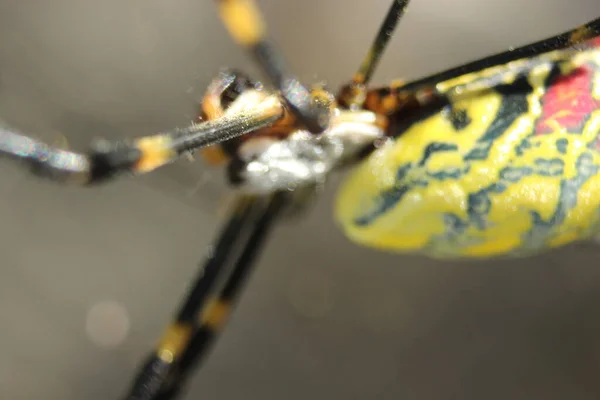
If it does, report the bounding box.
[336,41,600,258]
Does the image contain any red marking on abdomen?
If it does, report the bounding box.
[592,37,600,48]
[536,65,600,134]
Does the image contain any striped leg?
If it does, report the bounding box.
[214,0,334,134]
[0,98,283,185]
[121,193,287,400]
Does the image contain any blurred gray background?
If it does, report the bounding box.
[0,0,599,399]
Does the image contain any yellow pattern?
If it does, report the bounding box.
[218,0,265,46]
[335,43,600,258]
[156,323,193,363]
[134,134,176,173]
[200,299,231,331]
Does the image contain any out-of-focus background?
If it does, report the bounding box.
[0,0,599,399]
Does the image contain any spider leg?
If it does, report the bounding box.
[396,16,600,95]
[154,192,288,400]
[353,0,411,87]
[0,96,283,185]
[121,193,287,400]
[214,0,333,134]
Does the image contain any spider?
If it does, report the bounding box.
[1,1,599,399]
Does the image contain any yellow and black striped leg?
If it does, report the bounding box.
[153,192,288,400]
[121,193,287,400]
[0,98,283,185]
[120,196,258,400]
[214,0,332,134]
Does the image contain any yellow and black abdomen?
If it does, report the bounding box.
[335,41,600,258]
